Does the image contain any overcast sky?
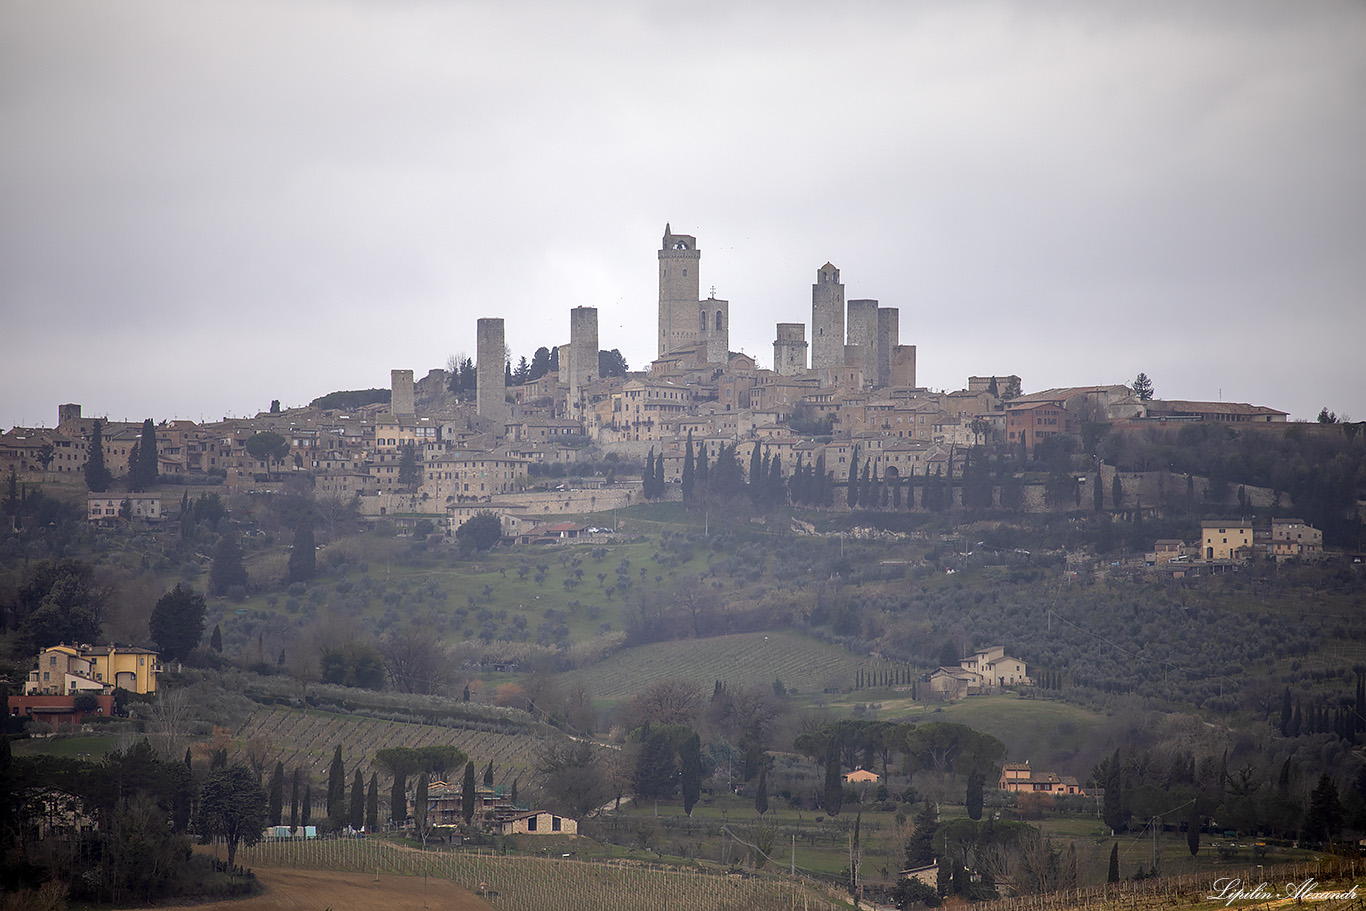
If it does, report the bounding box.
[3,0,1363,430]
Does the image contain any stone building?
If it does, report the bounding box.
[658,224,701,357]
[476,318,507,431]
[811,263,845,370]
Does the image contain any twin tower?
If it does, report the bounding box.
[660,226,911,388]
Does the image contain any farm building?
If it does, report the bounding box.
[498,811,577,836]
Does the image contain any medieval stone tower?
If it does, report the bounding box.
[568,306,598,420]
[476,317,507,430]
[699,292,729,364]
[877,308,899,390]
[773,323,808,376]
[811,263,845,370]
[658,224,701,357]
[846,299,879,386]
[390,369,415,416]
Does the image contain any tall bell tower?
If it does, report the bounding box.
[658,223,701,357]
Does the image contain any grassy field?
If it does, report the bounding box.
[557,630,870,701]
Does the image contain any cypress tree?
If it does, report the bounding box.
[966,768,984,820]
[210,624,223,653]
[290,767,300,831]
[847,445,860,508]
[755,765,769,815]
[134,418,158,490]
[483,759,494,787]
[680,732,702,816]
[461,760,477,824]
[84,419,112,491]
[268,760,284,826]
[326,745,345,823]
[288,517,316,584]
[415,772,429,839]
[645,448,656,498]
[349,768,364,831]
[1187,805,1200,856]
[1107,843,1119,882]
[824,740,843,817]
[366,772,378,831]
[301,784,312,828]
[749,443,762,493]
[682,432,695,503]
[390,768,407,824]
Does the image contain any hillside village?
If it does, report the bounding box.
[1,226,1309,548]
[3,226,1365,911]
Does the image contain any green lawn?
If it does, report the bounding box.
[557,631,870,701]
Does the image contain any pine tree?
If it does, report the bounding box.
[904,801,937,867]
[209,532,249,596]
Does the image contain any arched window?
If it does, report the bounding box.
[700,311,707,331]
[715,311,724,331]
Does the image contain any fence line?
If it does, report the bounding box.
[233,836,846,911]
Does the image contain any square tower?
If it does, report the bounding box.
[846,299,879,387]
[658,224,701,357]
[811,263,845,370]
[390,369,415,416]
[568,306,598,419]
[773,323,808,376]
[699,294,729,364]
[477,318,507,431]
[877,308,899,389]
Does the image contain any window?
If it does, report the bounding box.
[527,815,537,832]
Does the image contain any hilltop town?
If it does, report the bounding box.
[1,225,1299,539]
[3,226,1365,911]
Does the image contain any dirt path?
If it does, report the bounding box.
[157,867,494,911]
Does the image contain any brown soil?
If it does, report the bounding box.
[157,867,495,911]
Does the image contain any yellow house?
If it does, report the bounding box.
[88,645,160,694]
[1201,521,1253,562]
[25,644,160,695]
[844,769,881,784]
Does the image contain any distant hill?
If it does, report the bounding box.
[310,388,391,410]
